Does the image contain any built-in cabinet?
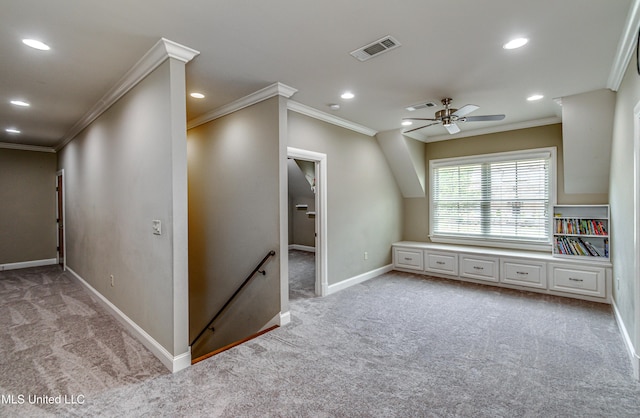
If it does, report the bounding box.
[552,204,609,261]
[392,242,612,303]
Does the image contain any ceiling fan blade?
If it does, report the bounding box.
[402,117,439,121]
[452,104,479,118]
[463,114,505,122]
[445,123,460,134]
[403,122,440,134]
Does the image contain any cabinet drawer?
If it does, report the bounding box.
[500,259,546,289]
[460,255,499,282]
[394,248,424,271]
[424,251,458,276]
[548,263,606,298]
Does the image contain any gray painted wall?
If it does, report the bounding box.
[402,124,609,241]
[288,159,315,247]
[562,89,615,194]
[288,111,403,285]
[0,149,57,265]
[57,59,190,358]
[188,97,282,358]
[610,52,640,352]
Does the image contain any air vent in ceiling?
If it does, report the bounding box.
[350,36,401,62]
[405,101,437,111]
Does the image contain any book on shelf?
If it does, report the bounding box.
[554,218,607,235]
[553,236,608,258]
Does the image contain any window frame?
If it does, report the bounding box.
[429,147,557,251]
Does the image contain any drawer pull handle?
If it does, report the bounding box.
[569,277,584,282]
[436,261,445,265]
[473,266,484,270]
[403,257,413,261]
[516,271,529,275]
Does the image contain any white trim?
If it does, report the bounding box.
[56,38,200,151]
[0,258,57,271]
[608,0,640,91]
[288,244,316,252]
[259,311,291,332]
[288,147,328,296]
[56,169,66,270]
[0,142,56,153]
[411,117,562,143]
[287,100,378,137]
[188,82,298,130]
[612,299,640,379]
[327,264,393,295]
[634,100,640,374]
[66,267,191,373]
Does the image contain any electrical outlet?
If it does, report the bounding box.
[110,275,114,287]
[364,251,368,260]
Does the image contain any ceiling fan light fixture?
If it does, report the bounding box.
[503,37,528,50]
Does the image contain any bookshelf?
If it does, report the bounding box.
[552,205,609,261]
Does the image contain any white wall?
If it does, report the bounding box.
[288,111,403,285]
[187,96,283,357]
[57,58,190,368]
[610,51,640,366]
[562,89,615,194]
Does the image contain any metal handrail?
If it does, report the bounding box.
[190,250,276,347]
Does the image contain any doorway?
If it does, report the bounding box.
[287,147,327,297]
[56,169,65,269]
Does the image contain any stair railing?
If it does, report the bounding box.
[190,250,276,347]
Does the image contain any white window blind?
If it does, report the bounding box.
[430,148,555,248]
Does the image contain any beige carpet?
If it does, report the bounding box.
[3,261,640,417]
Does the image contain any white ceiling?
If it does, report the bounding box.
[0,0,635,149]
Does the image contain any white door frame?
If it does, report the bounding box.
[287,147,328,296]
[633,101,640,378]
[56,169,66,271]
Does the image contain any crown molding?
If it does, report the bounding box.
[187,82,298,130]
[286,100,378,137]
[56,38,200,151]
[0,142,56,153]
[608,0,640,91]
[416,116,562,143]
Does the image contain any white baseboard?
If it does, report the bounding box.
[260,310,291,332]
[67,267,191,373]
[0,258,57,271]
[327,264,393,295]
[288,244,316,253]
[612,299,640,379]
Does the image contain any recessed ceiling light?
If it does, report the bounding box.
[190,92,205,99]
[527,94,544,101]
[503,38,528,50]
[341,91,355,99]
[6,128,21,134]
[22,39,50,51]
[328,104,340,110]
[10,100,30,107]
[402,121,413,126]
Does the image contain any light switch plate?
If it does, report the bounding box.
[152,220,162,235]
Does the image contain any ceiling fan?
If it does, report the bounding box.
[403,98,505,134]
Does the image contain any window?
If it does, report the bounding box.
[430,147,556,250]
